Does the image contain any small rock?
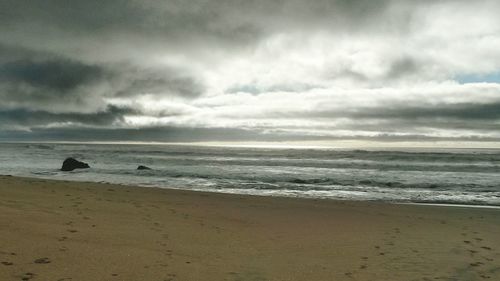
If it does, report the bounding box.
[137,165,152,170]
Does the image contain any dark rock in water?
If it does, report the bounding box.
[61,158,90,171]
[137,165,152,170]
[291,178,308,184]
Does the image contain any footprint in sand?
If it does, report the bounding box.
[157,263,168,268]
[156,241,167,247]
[1,261,13,266]
[470,262,483,267]
[34,257,51,264]
[20,272,35,280]
[164,273,177,281]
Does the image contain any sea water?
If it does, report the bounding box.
[1,142,499,206]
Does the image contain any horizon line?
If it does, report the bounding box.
[2,140,500,150]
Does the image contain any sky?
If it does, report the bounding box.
[1,0,500,144]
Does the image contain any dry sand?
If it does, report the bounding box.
[1,175,499,281]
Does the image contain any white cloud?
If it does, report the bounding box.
[2,0,500,141]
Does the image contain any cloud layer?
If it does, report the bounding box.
[1,0,500,142]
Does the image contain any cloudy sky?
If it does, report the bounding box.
[1,0,500,143]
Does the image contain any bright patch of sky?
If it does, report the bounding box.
[456,72,500,84]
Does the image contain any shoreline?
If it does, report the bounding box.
[3,174,500,209]
[401,202,500,210]
[1,175,500,280]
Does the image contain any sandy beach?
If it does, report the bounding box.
[1,175,499,281]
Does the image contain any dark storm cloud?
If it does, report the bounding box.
[0,59,104,92]
[248,100,500,136]
[270,101,500,122]
[0,0,397,40]
[0,43,110,111]
[0,44,47,63]
[351,102,500,121]
[325,118,500,135]
[0,0,264,54]
[1,0,438,72]
[2,125,499,143]
[0,126,267,142]
[0,105,136,128]
[0,43,204,114]
[115,67,204,98]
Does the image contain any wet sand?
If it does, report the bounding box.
[1,175,499,281]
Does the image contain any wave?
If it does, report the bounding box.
[2,142,500,206]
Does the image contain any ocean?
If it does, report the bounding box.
[1,142,500,206]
